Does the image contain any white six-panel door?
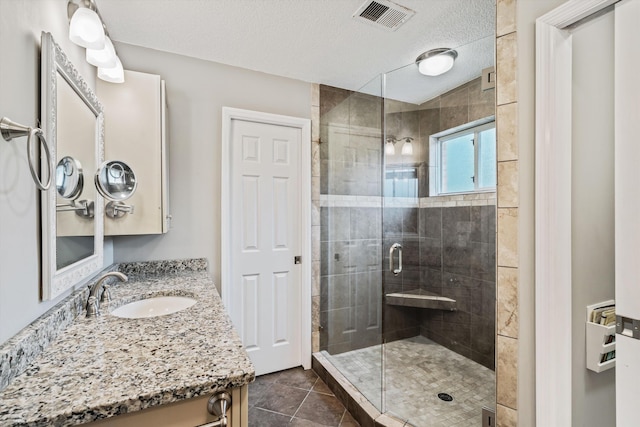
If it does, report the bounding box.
[224,112,309,376]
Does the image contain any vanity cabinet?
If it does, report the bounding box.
[85,384,248,427]
[96,70,170,235]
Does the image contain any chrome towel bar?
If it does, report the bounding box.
[1,117,52,190]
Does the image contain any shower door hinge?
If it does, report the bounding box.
[482,407,496,427]
[294,256,302,264]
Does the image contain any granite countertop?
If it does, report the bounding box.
[0,260,255,426]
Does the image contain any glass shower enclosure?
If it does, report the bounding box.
[319,35,497,426]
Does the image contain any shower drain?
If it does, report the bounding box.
[437,393,453,402]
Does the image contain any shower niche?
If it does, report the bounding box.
[318,35,496,427]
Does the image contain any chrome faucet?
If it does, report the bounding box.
[86,272,128,317]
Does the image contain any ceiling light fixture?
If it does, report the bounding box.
[416,48,458,76]
[68,0,124,83]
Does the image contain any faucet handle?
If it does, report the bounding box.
[101,284,111,303]
[86,296,99,317]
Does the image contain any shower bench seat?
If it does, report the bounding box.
[385,289,457,311]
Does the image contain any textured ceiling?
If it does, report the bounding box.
[97,0,495,104]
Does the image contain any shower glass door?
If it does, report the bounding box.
[319,35,497,427]
[381,35,497,426]
[318,74,385,410]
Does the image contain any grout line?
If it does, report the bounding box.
[338,408,347,426]
[251,406,295,420]
[290,381,315,420]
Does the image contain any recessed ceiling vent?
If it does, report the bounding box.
[353,0,415,31]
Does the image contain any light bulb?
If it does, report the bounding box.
[416,49,458,76]
[385,141,395,155]
[86,36,117,68]
[98,57,125,83]
[69,8,105,49]
[401,140,413,156]
[418,54,455,76]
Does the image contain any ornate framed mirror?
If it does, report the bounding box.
[40,32,104,300]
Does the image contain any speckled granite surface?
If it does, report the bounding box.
[0,259,255,426]
[0,264,119,392]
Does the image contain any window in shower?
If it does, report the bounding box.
[429,119,496,195]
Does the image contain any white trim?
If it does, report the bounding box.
[40,32,104,301]
[535,1,617,425]
[221,107,312,370]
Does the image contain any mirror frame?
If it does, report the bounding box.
[41,31,104,300]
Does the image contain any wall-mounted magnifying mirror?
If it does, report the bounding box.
[56,156,84,200]
[55,155,94,219]
[96,160,137,218]
[41,31,104,300]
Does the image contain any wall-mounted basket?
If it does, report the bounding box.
[586,300,616,373]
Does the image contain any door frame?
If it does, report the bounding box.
[535,0,618,425]
[221,106,312,370]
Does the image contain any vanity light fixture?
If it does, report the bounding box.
[86,36,117,68]
[416,48,458,76]
[68,1,105,49]
[68,0,124,83]
[385,136,414,156]
[97,57,125,83]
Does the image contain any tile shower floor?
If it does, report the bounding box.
[325,336,496,427]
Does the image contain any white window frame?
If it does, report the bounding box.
[429,116,496,196]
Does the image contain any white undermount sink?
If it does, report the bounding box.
[110,296,197,319]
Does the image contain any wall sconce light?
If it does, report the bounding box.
[400,137,414,155]
[385,136,414,156]
[416,48,458,76]
[68,0,124,83]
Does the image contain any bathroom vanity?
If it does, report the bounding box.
[0,259,254,427]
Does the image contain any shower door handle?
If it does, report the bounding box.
[389,243,402,275]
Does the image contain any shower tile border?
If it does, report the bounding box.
[312,352,406,427]
[496,0,519,423]
[318,193,496,208]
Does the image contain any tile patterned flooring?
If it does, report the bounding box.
[249,367,360,426]
[326,336,496,427]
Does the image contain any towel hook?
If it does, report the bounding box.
[1,117,52,191]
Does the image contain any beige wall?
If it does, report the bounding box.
[110,43,312,289]
[0,0,114,344]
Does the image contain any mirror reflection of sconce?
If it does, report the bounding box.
[0,117,53,190]
[55,156,94,218]
[95,160,137,219]
[385,136,414,156]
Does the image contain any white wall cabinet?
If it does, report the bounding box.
[97,70,170,235]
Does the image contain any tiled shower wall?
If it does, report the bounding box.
[318,79,496,368]
[419,205,496,370]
